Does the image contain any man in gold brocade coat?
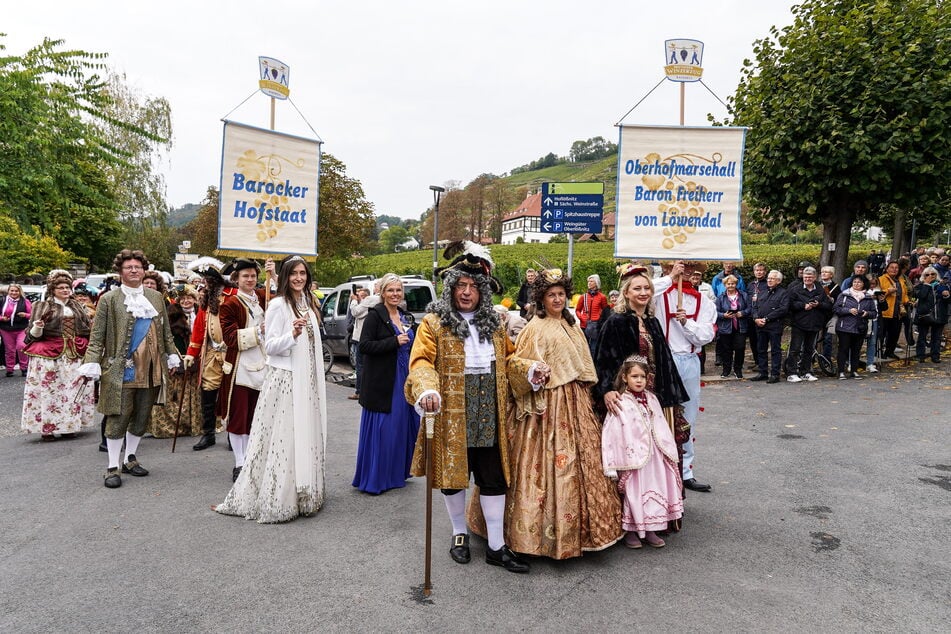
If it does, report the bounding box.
[406,241,549,574]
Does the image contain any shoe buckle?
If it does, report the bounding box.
[453,534,467,547]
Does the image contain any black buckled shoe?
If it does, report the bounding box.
[232,466,242,482]
[449,533,471,564]
[103,469,121,488]
[485,545,530,573]
[683,478,712,492]
[121,455,149,477]
[193,434,216,451]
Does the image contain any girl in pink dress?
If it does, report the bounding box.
[601,355,684,549]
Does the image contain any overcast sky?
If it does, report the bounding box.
[6,0,797,220]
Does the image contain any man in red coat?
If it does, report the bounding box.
[576,274,608,355]
[216,258,274,481]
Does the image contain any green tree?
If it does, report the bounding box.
[726,0,951,277]
[182,187,220,257]
[317,154,376,258]
[0,216,71,275]
[0,37,172,268]
[379,226,410,252]
[99,72,175,269]
[569,136,618,162]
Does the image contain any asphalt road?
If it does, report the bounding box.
[0,358,947,632]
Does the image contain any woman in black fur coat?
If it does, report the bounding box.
[592,265,688,428]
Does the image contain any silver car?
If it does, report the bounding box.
[320,275,436,358]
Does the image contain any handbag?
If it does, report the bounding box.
[914,288,938,325]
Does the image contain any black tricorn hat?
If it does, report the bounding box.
[436,240,503,294]
[221,258,260,277]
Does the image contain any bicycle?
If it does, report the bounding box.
[318,326,334,375]
[812,344,836,377]
[784,336,836,377]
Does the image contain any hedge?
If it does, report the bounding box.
[315,239,887,304]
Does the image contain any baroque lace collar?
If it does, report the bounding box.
[120,284,158,319]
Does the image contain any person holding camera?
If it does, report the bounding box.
[834,275,877,379]
[785,267,833,382]
[714,275,750,379]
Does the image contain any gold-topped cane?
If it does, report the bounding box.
[423,411,435,596]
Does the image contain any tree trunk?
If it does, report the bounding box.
[819,204,856,280]
[891,208,906,261]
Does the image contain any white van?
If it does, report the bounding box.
[320,275,436,358]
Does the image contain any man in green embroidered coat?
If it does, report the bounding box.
[80,250,179,489]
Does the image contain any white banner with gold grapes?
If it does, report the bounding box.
[615,124,745,261]
[218,121,320,256]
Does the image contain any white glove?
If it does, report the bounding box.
[167,354,181,370]
[182,355,195,370]
[78,363,101,380]
[605,469,618,480]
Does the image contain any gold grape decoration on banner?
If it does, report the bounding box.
[639,151,721,250]
[234,149,304,244]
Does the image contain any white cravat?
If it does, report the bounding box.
[459,310,495,374]
[120,284,158,319]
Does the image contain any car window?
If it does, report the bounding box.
[403,286,433,313]
[338,290,351,316]
[321,292,338,319]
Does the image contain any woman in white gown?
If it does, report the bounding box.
[214,255,327,523]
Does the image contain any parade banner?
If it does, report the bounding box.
[258,56,290,100]
[664,39,704,82]
[615,124,745,261]
[218,121,320,257]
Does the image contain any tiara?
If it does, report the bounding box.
[541,268,564,283]
[624,354,649,365]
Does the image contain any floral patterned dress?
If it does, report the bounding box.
[21,314,96,437]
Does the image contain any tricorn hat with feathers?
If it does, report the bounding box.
[188,256,226,282]
[436,240,503,294]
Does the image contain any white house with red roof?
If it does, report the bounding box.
[500,192,550,245]
[501,192,615,244]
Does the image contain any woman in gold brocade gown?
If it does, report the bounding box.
[503,268,623,559]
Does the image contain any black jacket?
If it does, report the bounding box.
[358,303,409,413]
[592,311,688,409]
[747,277,769,310]
[834,292,877,334]
[753,285,789,332]
[0,296,30,331]
[914,283,950,326]
[516,282,532,318]
[788,284,833,331]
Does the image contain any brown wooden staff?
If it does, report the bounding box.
[677,262,684,311]
[171,365,197,453]
[423,411,435,596]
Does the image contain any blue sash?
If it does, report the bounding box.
[124,317,153,382]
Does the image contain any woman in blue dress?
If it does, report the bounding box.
[352,273,420,494]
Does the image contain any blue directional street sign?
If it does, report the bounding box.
[540,182,604,234]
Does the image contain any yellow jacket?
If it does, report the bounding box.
[405,313,534,490]
[878,273,912,319]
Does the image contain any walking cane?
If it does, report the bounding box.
[171,369,189,453]
[72,377,91,404]
[423,411,435,597]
